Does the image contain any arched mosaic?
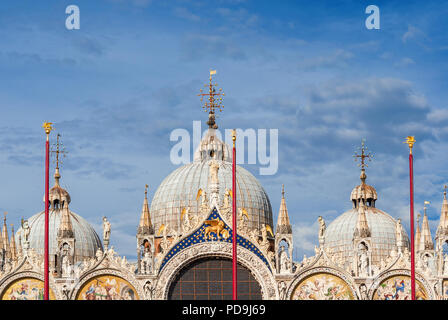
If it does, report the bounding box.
[1,277,56,300]
[291,272,355,300]
[75,275,139,300]
[373,275,428,300]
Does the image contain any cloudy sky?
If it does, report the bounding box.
[0,0,447,260]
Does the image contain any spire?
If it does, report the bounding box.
[138,185,153,235]
[354,200,371,238]
[276,184,292,234]
[57,203,74,239]
[420,203,434,250]
[2,213,10,258]
[198,70,224,129]
[10,224,17,260]
[415,214,421,252]
[438,185,448,232]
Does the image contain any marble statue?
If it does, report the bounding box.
[443,254,448,276]
[395,219,404,249]
[209,160,219,184]
[358,243,369,277]
[62,255,71,277]
[278,281,287,300]
[102,217,111,245]
[279,246,290,273]
[21,220,31,249]
[318,216,326,246]
[141,251,152,275]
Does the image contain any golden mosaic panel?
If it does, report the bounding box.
[1,277,56,300]
[76,275,139,300]
[373,276,427,300]
[291,273,354,300]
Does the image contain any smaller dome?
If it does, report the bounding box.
[350,184,377,203]
[193,128,231,162]
[350,169,377,207]
[16,208,102,263]
[43,168,71,209]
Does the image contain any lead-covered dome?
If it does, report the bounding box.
[16,208,103,263]
[324,165,410,268]
[150,128,273,234]
[17,169,102,264]
[324,206,409,267]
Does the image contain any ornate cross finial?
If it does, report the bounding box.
[50,133,67,169]
[444,185,447,197]
[145,184,149,197]
[198,70,225,128]
[354,139,373,170]
[3,212,6,223]
[282,184,285,197]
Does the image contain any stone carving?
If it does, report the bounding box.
[159,224,170,254]
[181,207,199,235]
[278,281,287,300]
[200,191,209,214]
[238,208,249,235]
[144,280,154,300]
[359,283,368,300]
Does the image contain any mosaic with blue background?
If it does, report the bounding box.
[159,208,271,272]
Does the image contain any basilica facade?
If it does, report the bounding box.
[0,78,448,300]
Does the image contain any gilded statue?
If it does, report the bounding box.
[204,218,229,240]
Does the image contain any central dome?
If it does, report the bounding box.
[150,129,273,234]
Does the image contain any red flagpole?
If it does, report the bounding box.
[406,136,416,300]
[43,122,52,300]
[232,129,237,300]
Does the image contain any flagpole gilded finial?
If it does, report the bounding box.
[232,129,236,148]
[43,122,53,140]
[405,136,416,154]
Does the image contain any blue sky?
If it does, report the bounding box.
[0,0,447,260]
